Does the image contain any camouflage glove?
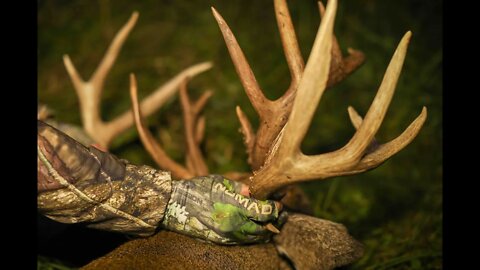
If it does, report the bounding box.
[161,175,284,244]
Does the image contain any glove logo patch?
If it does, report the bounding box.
[214,182,273,215]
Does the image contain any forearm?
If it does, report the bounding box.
[38,120,283,242]
[38,164,172,237]
[38,120,172,236]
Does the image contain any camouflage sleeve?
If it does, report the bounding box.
[38,120,172,237]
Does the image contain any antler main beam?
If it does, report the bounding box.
[212,0,364,171]
[64,11,212,148]
[249,0,427,199]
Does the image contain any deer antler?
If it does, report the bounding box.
[63,11,212,149]
[317,1,365,86]
[179,79,211,176]
[212,0,365,171]
[248,0,427,199]
[129,74,210,179]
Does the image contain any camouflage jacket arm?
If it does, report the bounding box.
[38,120,172,237]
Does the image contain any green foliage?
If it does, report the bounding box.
[38,0,442,268]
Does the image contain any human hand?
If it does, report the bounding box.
[161,175,285,244]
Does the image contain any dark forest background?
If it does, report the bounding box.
[38,0,442,269]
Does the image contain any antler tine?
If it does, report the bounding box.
[318,1,342,83]
[129,73,193,180]
[211,7,268,115]
[334,32,412,164]
[274,0,305,89]
[93,12,139,91]
[192,89,214,115]
[63,12,138,145]
[63,55,85,95]
[64,11,213,148]
[334,47,365,87]
[195,116,206,144]
[344,106,427,175]
[348,106,379,153]
[179,78,210,176]
[64,12,138,95]
[318,1,365,87]
[212,5,300,170]
[193,94,210,148]
[347,106,363,129]
[236,106,255,165]
[273,0,337,159]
